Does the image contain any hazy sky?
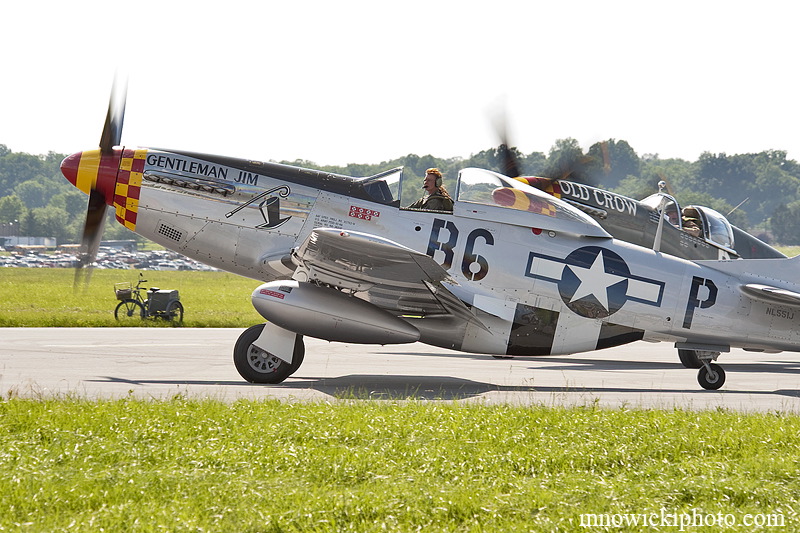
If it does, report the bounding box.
[5,1,800,167]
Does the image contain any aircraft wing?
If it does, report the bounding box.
[291,228,480,325]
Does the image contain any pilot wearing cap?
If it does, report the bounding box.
[682,207,702,237]
[407,168,454,211]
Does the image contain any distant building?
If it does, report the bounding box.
[57,240,138,252]
[0,236,57,249]
[101,240,138,252]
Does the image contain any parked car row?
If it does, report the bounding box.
[0,247,218,271]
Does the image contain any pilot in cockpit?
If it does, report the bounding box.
[665,206,680,226]
[682,207,702,237]
[406,168,454,211]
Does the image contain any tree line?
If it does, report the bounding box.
[3,140,800,245]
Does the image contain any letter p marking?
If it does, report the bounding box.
[683,276,718,329]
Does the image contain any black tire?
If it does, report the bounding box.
[115,299,145,322]
[164,301,184,323]
[678,349,703,369]
[698,363,726,390]
[233,324,304,384]
[288,338,305,376]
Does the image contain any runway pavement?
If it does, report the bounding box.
[2,328,800,411]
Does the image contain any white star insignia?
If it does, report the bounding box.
[568,252,626,311]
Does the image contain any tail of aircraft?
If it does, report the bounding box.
[730,226,786,259]
[699,254,800,307]
[699,254,800,279]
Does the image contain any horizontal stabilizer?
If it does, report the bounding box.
[697,254,800,280]
[741,283,800,307]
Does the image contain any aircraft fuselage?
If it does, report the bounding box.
[83,148,800,358]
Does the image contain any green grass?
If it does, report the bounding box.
[0,268,263,327]
[777,245,800,257]
[3,267,799,531]
[3,246,800,327]
[0,398,796,532]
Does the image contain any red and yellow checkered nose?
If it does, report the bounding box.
[60,148,122,204]
[61,148,145,231]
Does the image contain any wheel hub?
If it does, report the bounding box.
[246,345,282,374]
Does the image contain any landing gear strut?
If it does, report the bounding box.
[698,362,725,390]
[233,323,305,383]
[693,350,725,390]
[677,348,726,390]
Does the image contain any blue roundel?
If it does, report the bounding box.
[558,247,630,318]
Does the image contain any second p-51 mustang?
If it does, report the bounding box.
[61,82,800,390]
[517,174,784,262]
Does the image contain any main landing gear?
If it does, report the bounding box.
[679,349,725,390]
[697,362,725,390]
[233,324,305,383]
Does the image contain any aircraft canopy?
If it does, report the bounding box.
[455,168,610,237]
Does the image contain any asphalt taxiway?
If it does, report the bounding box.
[2,328,800,411]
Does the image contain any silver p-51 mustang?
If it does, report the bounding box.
[61,83,800,390]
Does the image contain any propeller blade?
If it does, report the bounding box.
[498,144,522,180]
[543,153,598,186]
[99,77,127,155]
[73,76,127,290]
[490,104,523,178]
[74,189,108,290]
[489,99,600,187]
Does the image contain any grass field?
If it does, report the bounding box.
[2,266,799,531]
[2,244,799,328]
[0,398,797,532]
[778,245,800,258]
[0,268,263,328]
